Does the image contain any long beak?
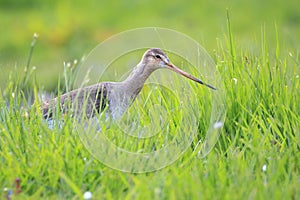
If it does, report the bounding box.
[165,63,216,90]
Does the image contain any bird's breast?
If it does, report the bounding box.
[107,85,135,120]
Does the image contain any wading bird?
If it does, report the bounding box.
[43,48,216,121]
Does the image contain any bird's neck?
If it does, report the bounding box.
[108,63,155,120]
[121,62,155,96]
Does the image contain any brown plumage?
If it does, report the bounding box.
[42,48,216,120]
[42,83,108,119]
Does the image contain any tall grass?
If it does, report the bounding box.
[0,24,299,199]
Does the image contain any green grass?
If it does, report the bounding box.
[1,1,300,198]
[0,18,299,199]
[1,0,300,89]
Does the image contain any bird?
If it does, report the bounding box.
[42,48,216,121]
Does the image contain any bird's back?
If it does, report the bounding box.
[42,82,109,119]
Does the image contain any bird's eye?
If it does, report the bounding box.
[155,54,161,59]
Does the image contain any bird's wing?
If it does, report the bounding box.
[42,83,109,119]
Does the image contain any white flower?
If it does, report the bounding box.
[232,78,238,84]
[213,121,224,129]
[83,191,92,200]
[33,33,39,38]
[262,164,267,172]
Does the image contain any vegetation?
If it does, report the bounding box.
[0,0,299,199]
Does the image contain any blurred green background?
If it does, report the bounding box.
[0,0,299,89]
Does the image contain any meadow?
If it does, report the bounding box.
[0,0,299,199]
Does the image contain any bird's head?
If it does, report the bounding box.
[141,48,216,90]
[142,48,170,69]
